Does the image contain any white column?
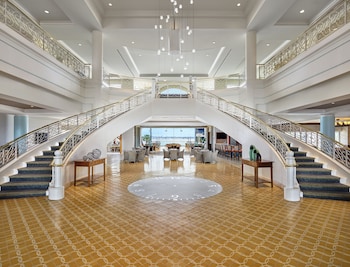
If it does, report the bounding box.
[284,151,300,201]
[48,150,64,200]
[0,114,14,145]
[245,30,257,108]
[92,30,103,85]
[14,115,28,138]
[320,114,335,139]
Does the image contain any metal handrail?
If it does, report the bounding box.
[0,0,87,77]
[0,90,152,169]
[56,90,153,165]
[196,90,292,165]
[0,113,91,169]
[262,0,350,78]
[232,106,350,169]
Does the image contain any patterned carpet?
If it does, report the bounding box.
[0,153,349,266]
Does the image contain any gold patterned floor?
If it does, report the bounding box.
[1,153,350,267]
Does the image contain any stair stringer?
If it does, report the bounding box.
[280,132,350,186]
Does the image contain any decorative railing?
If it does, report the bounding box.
[263,0,350,78]
[196,90,291,164]
[0,0,87,77]
[0,90,152,169]
[57,90,153,165]
[229,105,350,169]
[0,113,93,169]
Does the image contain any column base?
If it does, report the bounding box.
[47,186,65,200]
[284,187,301,202]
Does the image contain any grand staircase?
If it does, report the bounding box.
[290,145,350,201]
[0,143,61,199]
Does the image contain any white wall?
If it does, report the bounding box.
[63,99,287,187]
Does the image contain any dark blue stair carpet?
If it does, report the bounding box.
[299,182,349,192]
[9,173,52,182]
[1,181,49,191]
[296,162,323,168]
[26,161,51,167]
[296,174,340,183]
[302,191,350,201]
[296,168,332,175]
[295,156,316,162]
[0,190,46,199]
[35,155,54,161]
[17,167,52,174]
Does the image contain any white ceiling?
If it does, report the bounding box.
[13,0,333,79]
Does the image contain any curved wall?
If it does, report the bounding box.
[66,99,287,188]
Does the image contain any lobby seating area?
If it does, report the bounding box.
[123,148,147,163]
[193,149,218,163]
[163,148,184,161]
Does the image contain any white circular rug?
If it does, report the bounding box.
[128,176,222,201]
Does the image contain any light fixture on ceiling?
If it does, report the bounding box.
[299,9,305,14]
[155,0,195,77]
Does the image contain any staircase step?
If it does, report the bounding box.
[35,155,54,161]
[9,173,52,182]
[294,156,315,162]
[1,181,49,191]
[296,174,340,183]
[0,190,46,199]
[50,145,60,151]
[26,161,52,167]
[299,182,350,192]
[296,162,323,168]
[17,167,52,174]
[289,146,299,152]
[43,150,55,156]
[302,191,350,201]
[296,167,332,176]
[293,151,307,157]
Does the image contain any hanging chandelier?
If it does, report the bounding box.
[154,0,195,77]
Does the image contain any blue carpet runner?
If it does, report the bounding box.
[290,145,350,201]
[0,144,61,199]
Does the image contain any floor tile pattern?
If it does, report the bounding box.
[0,153,350,266]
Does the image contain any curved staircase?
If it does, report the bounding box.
[290,145,350,201]
[0,143,61,199]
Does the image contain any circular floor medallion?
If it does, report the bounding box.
[128,176,222,201]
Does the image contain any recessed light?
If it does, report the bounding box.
[44,10,49,14]
[108,3,112,7]
[299,9,305,14]
[266,43,270,46]
[237,3,241,7]
[78,43,82,46]
[212,41,216,44]
[131,41,135,44]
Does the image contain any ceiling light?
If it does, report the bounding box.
[266,43,270,46]
[78,43,82,46]
[237,3,241,7]
[131,41,135,44]
[299,9,305,14]
[44,10,49,14]
[192,48,196,53]
[108,3,112,7]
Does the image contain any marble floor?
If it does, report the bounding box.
[0,152,349,267]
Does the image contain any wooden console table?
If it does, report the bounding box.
[74,158,106,186]
[241,159,273,188]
